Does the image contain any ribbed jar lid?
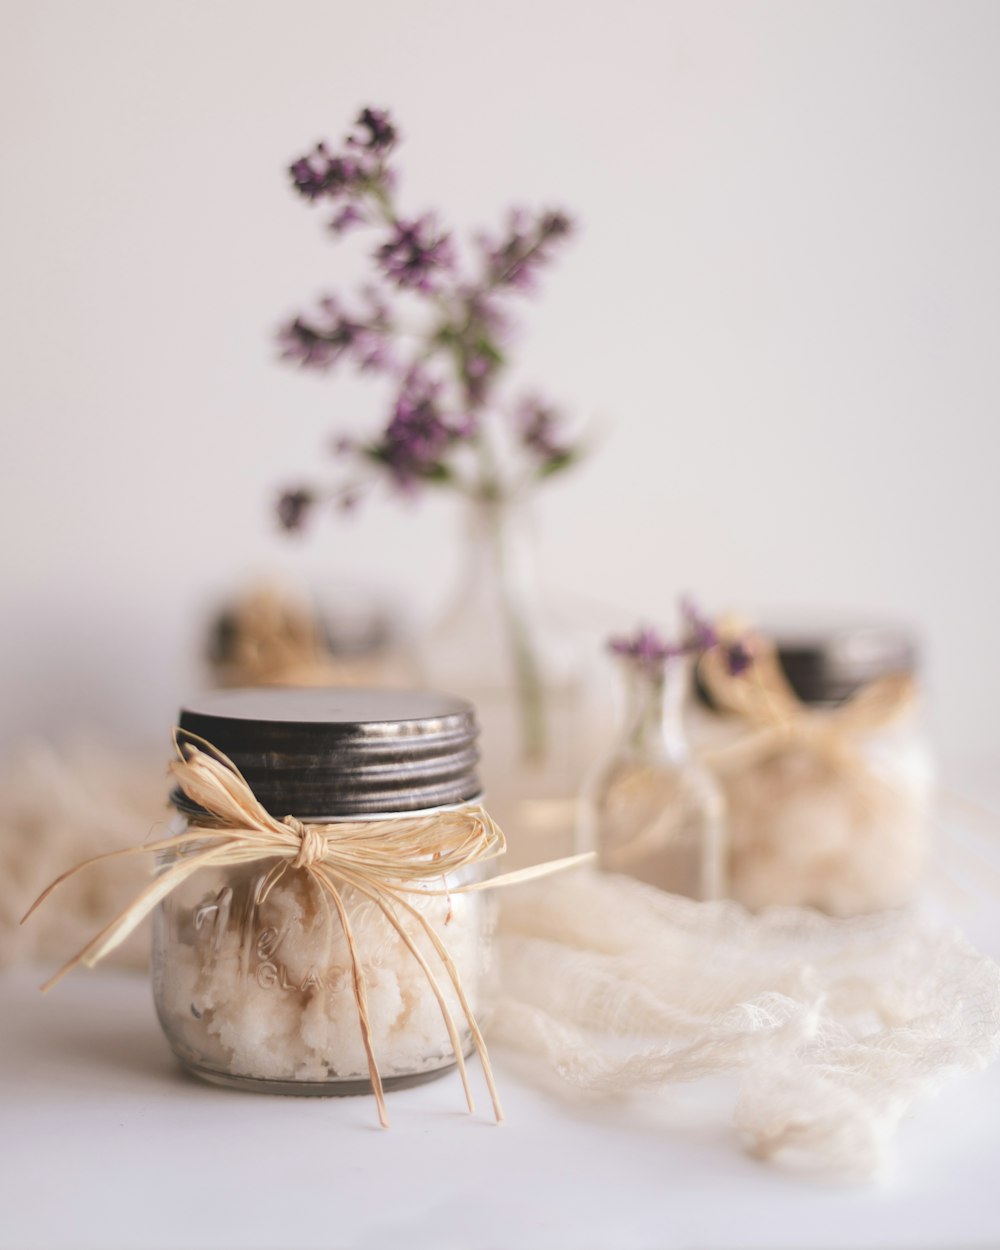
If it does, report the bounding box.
[174,687,480,818]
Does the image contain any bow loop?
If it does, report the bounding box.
[168,733,286,839]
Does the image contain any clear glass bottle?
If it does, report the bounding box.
[422,496,588,868]
[152,687,497,1095]
[580,655,726,900]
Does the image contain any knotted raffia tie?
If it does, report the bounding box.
[22,731,591,1128]
[698,641,917,774]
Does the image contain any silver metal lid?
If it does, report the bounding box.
[764,618,918,706]
[174,687,480,817]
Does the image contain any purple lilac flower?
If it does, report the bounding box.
[376,215,454,292]
[484,208,574,290]
[278,109,583,520]
[277,317,342,367]
[277,488,315,532]
[370,370,468,490]
[724,639,754,676]
[681,598,755,674]
[457,344,503,407]
[278,295,392,372]
[608,627,680,673]
[330,204,366,235]
[349,107,397,153]
[680,596,719,653]
[461,288,510,340]
[462,352,491,400]
[609,615,755,686]
[288,144,366,202]
[518,398,570,462]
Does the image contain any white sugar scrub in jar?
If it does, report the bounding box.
[151,687,498,1096]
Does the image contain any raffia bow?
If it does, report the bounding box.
[698,640,917,772]
[22,732,591,1128]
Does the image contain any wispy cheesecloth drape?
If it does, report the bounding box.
[493,869,1000,1177]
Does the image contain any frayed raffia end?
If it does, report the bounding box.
[22,729,592,1129]
[493,871,1000,1179]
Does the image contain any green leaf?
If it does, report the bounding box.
[433,323,459,347]
[472,337,504,367]
[536,450,578,479]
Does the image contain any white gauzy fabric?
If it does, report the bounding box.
[494,870,1000,1178]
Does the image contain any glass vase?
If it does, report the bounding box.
[580,655,727,900]
[421,496,587,867]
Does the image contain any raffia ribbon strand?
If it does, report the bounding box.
[697,641,917,773]
[22,730,592,1128]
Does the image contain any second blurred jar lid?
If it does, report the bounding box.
[763,618,918,706]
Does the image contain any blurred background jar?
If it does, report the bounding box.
[694,619,934,917]
[207,580,416,690]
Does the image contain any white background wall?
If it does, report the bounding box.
[2,0,998,758]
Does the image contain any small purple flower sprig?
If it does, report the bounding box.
[609,600,754,679]
[276,107,582,529]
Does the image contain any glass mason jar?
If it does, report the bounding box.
[152,687,497,1095]
[578,655,727,900]
[693,620,934,916]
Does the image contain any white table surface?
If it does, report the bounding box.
[2,948,1000,1250]
[4,769,1000,1250]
